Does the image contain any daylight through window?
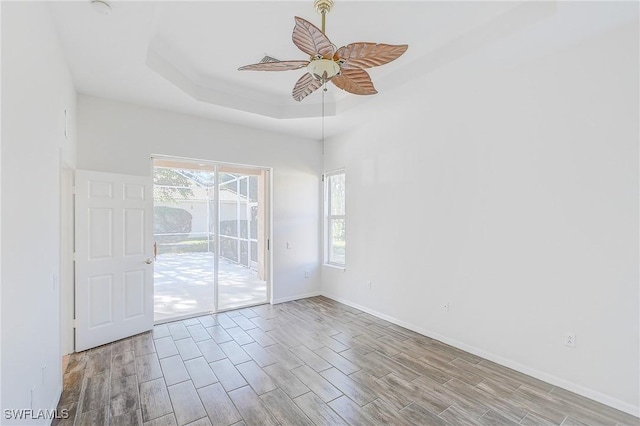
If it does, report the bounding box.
[325,171,346,266]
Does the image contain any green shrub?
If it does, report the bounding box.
[154,206,192,243]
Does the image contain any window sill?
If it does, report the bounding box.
[323,263,346,271]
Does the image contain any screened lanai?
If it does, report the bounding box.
[153,164,268,321]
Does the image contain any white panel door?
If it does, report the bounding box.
[75,170,154,351]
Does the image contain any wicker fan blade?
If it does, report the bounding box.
[292,16,334,59]
[292,72,323,101]
[336,43,408,69]
[331,68,377,95]
[238,60,309,71]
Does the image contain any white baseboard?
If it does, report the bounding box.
[272,291,321,305]
[321,292,640,418]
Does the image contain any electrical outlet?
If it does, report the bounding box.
[564,332,576,348]
[286,242,292,250]
[443,302,449,312]
[367,281,372,290]
[304,270,310,278]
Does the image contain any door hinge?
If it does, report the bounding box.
[72,252,76,261]
[267,239,270,251]
[71,186,76,195]
[321,174,325,182]
[72,319,77,329]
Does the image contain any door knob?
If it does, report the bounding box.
[145,259,153,264]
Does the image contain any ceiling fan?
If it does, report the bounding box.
[238,0,408,102]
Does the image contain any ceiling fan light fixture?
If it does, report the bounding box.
[307,59,340,80]
[238,3,408,102]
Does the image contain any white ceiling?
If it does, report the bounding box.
[47,1,637,139]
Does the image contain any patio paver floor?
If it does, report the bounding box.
[154,252,267,321]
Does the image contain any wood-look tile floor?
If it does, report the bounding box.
[54,296,638,426]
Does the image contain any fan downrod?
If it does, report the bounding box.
[314,0,333,33]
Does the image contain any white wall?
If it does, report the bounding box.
[321,19,639,415]
[0,2,3,414]
[77,95,322,303]
[1,1,77,421]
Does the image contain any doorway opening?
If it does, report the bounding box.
[152,158,270,322]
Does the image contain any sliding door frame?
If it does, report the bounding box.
[213,163,221,313]
[151,154,272,319]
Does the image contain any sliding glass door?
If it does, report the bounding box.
[152,158,269,321]
[217,166,269,310]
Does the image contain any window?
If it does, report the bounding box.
[325,170,346,266]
